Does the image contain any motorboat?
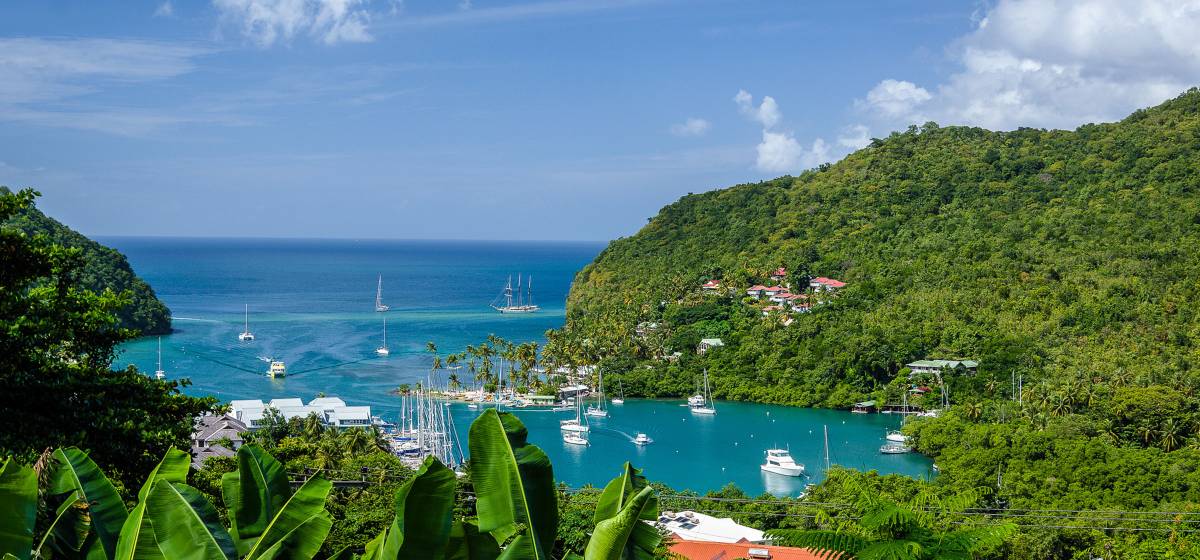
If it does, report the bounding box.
[633,433,652,445]
[760,449,804,477]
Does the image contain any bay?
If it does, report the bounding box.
[107,237,932,496]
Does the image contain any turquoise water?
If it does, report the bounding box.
[107,237,932,495]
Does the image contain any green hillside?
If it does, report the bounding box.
[1,188,171,335]
[559,89,1200,407]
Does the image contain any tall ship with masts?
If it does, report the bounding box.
[491,274,540,313]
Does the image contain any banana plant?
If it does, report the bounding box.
[0,458,36,560]
[585,463,661,560]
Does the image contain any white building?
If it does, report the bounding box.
[229,397,374,430]
[655,510,766,544]
[697,338,725,354]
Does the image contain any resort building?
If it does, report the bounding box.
[697,338,725,354]
[701,280,722,294]
[655,510,766,544]
[809,277,846,292]
[229,396,375,429]
[906,359,979,377]
[669,541,821,560]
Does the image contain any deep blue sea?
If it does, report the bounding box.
[107,237,932,496]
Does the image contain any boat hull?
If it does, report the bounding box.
[563,436,588,446]
[690,407,716,415]
[761,464,804,477]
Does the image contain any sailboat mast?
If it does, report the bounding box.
[824,424,831,471]
[517,274,523,308]
[244,304,249,331]
[157,337,162,370]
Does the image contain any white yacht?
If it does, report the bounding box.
[690,368,716,415]
[375,274,390,312]
[585,370,609,418]
[154,337,166,380]
[760,449,804,477]
[238,304,255,341]
[561,399,590,433]
[563,432,589,446]
[885,430,909,443]
[375,316,390,356]
[633,433,653,446]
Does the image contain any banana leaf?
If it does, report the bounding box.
[589,463,659,560]
[251,513,333,560]
[444,520,500,560]
[114,448,191,560]
[48,447,129,559]
[0,459,36,560]
[468,410,556,560]
[243,475,332,560]
[582,487,656,560]
[221,444,291,555]
[377,455,458,559]
[147,481,236,560]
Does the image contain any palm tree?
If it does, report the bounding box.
[964,402,983,421]
[1160,418,1181,452]
[1137,425,1155,446]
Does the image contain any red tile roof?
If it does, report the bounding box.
[669,540,823,560]
[748,285,769,291]
[771,267,787,276]
[703,280,722,288]
[811,277,846,288]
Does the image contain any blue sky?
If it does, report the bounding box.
[2,0,1198,241]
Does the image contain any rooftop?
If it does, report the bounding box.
[669,540,822,560]
[907,359,979,369]
[657,511,764,543]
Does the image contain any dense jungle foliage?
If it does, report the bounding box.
[557,88,1200,409]
[0,186,171,335]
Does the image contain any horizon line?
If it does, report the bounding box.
[91,233,611,244]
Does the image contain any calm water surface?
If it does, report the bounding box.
[107,237,932,495]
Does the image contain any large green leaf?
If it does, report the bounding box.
[590,464,659,560]
[582,487,656,560]
[34,491,84,559]
[244,475,333,560]
[444,520,500,560]
[147,481,236,560]
[221,444,291,554]
[468,410,557,560]
[114,448,191,560]
[251,513,333,560]
[48,447,129,559]
[357,457,456,560]
[0,459,37,560]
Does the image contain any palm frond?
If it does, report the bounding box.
[856,540,922,560]
[766,529,866,559]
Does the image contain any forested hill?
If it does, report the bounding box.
[561,89,1200,406]
[1,189,171,335]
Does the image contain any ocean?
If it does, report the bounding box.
[107,237,932,496]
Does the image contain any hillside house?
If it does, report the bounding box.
[669,541,822,560]
[701,280,722,294]
[761,305,784,316]
[906,359,979,377]
[770,267,788,283]
[191,414,247,469]
[809,277,846,292]
[697,338,725,354]
[656,510,765,544]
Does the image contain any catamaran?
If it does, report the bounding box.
[690,368,716,415]
[375,275,389,312]
[760,449,804,477]
[586,370,608,418]
[376,316,390,356]
[491,274,540,313]
[238,304,255,341]
[154,337,166,380]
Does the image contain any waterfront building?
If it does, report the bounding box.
[229,396,375,429]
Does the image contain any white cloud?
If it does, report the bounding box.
[213,0,374,46]
[670,117,711,137]
[154,1,175,17]
[0,38,214,135]
[859,0,1200,131]
[734,89,781,128]
[837,124,872,149]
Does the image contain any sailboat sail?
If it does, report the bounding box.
[375,275,390,312]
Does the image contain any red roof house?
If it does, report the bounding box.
[669,540,823,560]
[809,277,846,291]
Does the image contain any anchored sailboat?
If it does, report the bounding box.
[376,316,390,356]
[154,337,166,380]
[586,369,608,418]
[491,274,540,313]
[375,275,390,312]
[238,304,255,341]
[690,368,716,415]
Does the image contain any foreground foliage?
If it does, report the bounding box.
[0,409,661,560]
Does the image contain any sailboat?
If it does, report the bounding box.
[560,398,590,433]
[376,316,390,356]
[563,431,589,446]
[687,375,705,407]
[611,378,625,405]
[238,304,255,341]
[886,391,911,443]
[586,369,608,418]
[690,368,716,415]
[375,275,390,312]
[491,274,540,313]
[154,337,166,380]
